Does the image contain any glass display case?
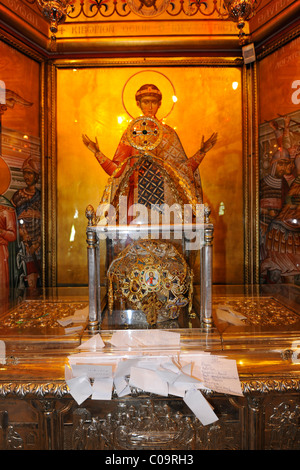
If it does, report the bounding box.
[85,205,214,332]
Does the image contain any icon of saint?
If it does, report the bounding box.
[83,84,217,222]
[146,270,157,286]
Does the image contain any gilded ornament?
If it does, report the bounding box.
[107,238,193,324]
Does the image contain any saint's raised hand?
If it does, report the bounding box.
[82,134,100,154]
[200,132,218,153]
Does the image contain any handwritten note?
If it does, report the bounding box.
[66,342,243,411]
[71,364,112,379]
[199,355,243,396]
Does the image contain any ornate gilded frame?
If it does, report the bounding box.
[45,56,257,287]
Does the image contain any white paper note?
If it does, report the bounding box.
[57,317,73,327]
[114,376,131,397]
[181,362,192,375]
[114,358,140,378]
[77,334,105,350]
[216,305,247,326]
[136,357,170,371]
[129,366,169,397]
[132,330,181,347]
[110,330,180,348]
[73,305,89,320]
[155,368,179,385]
[168,384,186,397]
[200,356,243,396]
[92,377,113,400]
[110,331,136,348]
[71,364,112,379]
[68,352,119,370]
[160,360,181,374]
[58,306,89,327]
[64,325,84,335]
[65,364,73,381]
[66,375,93,405]
[183,388,219,426]
[169,379,206,397]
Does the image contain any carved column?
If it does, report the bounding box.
[201,206,214,328]
[30,399,72,450]
[86,205,99,331]
[247,395,265,450]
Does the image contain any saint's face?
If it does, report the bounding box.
[274,160,288,178]
[23,170,37,187]
[285,161,294,176]
[138,95,161,117]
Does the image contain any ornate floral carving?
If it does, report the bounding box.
[242,378,300,394]
[214,296,300,326]
[0,376,300,400]
[1,301,88,329]
[0,382,69,398]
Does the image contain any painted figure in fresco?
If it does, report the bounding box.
[260,148,292,283]
[0,156,21,309]
[270,115,299,148]
[1,88,33,111]
[82,84,217,221]
[0,88,34,301]
[0,194,17,306]
[11,157,42,288]
[269,115,300,185]
[0,88,33,152]
[260,111,300,283]
[260,148,291,228]
[261,155,300,282]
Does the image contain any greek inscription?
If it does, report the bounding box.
[4,0,39,27]
[291,80,300,105]
[254,0,294,27]
[71,24,115,36]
